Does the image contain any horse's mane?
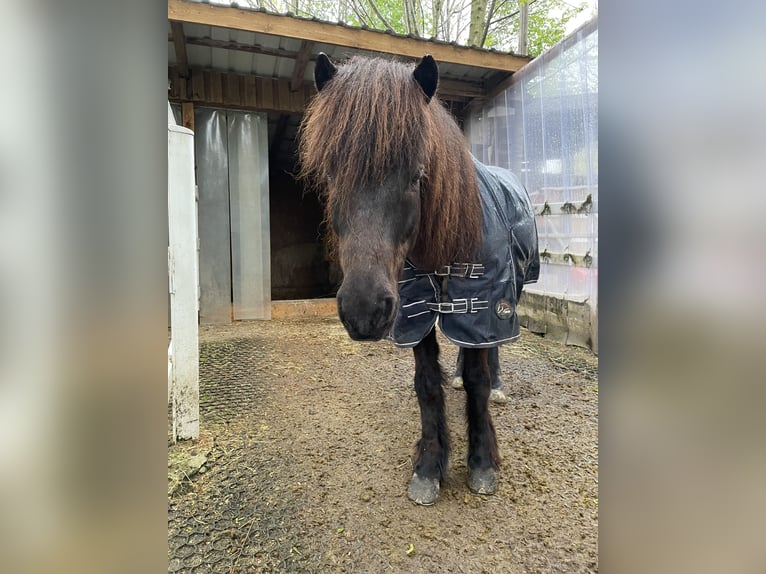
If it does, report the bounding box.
[299,56,482,270]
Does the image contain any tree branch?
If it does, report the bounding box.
[431,0,443,38]
[365,0,396,32]
[349,0,377,29]
[412,6,422,37]
[481,0,498,47]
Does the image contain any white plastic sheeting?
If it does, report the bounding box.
[194,108,271,323]
[465,22,598,308]
[227,112,271,321]
[195,109,231,323]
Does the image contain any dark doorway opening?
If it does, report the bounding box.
[268,112,337,300]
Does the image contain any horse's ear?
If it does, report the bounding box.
[413,55,438,103]
[315,52,337,91]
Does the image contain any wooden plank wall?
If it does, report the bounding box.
[169,66,314,113]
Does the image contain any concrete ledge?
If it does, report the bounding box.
[271,298,338,319]
[517,291,598,354]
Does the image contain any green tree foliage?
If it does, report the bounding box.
[243,0,587,56]
[523,0,585,56]
[483,1,586,55]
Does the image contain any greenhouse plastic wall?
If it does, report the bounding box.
[465,20,598,320]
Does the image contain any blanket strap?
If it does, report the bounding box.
[426,298,489,314]
[432,263,485,278]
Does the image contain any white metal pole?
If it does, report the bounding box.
[168,122,200,441]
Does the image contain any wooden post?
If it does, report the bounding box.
[290,40,314,92]
[168,120,199,441]
[181,102,194,131]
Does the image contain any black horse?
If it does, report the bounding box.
[300,53,539,505]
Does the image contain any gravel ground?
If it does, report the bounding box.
[168,316,598,573]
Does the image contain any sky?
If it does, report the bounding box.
[565,0,598,34]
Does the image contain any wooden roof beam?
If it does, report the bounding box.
[177,35,306,61]
[291,41,314,92]
[168,0,531,73]
[438,79,484,99]
[170,21,189,77]
[170,36,491,98]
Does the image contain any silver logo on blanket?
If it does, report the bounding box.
[495,300,513,320]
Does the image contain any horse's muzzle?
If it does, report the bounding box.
[336,288,397,341]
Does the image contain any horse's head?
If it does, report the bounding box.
[301,54,481,341]
[301,54,439,341]
[330,162,422,341]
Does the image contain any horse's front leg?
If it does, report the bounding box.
[462,347,500,494]
[408,327,450,506]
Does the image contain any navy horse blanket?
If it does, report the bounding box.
[389,158,540,348]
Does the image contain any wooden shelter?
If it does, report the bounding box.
[167,0,533,321]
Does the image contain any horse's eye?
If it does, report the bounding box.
[410,168,425,186]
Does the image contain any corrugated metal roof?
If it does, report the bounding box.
[168,2,526,89]
[170,23,501,87]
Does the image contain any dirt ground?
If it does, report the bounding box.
[168,316,598,573]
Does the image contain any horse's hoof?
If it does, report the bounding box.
[468,468,498,495]
[451,376,464,389]
[489,388,508,404]
[408,473,440,506]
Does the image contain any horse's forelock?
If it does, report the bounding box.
[300,58,428,189]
